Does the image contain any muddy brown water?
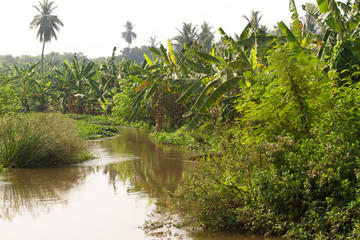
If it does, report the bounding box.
[0,128,266,240]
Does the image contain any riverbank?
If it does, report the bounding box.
[2,112,359,239]
[143,117,360,239]
[0,127,196,240]
[68,114,149,140]
[0,113,149,172]
[150,123,224,153]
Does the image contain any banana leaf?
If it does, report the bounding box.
[176,78,203,103]
[195,51,221,64]
[135,80,151,92]
[185,58,211,74]
[279,21,302,51]
[199,76,242,114]
[316,0,341,32]
[189,78,221,114]
[290,0,302,41]
[144,53,153,66]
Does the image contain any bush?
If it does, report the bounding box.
[251,134,360,238]
[0,113,91,168]
[158,132,360,239]
[150,48,360,239]
[150,124,224,152]
[0,83,21,115]
[150,126,199,149]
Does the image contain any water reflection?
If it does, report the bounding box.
[0,128,262,240]
[0,128,193,224]
[0,167,89,221]
[100,130,192,197]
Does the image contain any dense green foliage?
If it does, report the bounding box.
[154,48,359,239]
[0,114,90,168]
[150,123,225,153]
[1,0,360,238]
[143,1,360,239]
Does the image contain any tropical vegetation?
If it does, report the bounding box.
[30,0,64,71]
[1,0,360,238]
[121,21,137,48]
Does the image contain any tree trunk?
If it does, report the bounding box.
[153,92,163,133]
[41,41,46,72]
[155,101,163,132]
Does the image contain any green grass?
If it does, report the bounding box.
[66,114,119,140]
[0,113,91,168]
[150,124,222,153]
[67,114,123,126]
[75,120,118,140]
[150,128,199,149]
[67,114,150,139]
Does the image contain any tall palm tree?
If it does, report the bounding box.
[172,23,198,50]
[301,13,323,36]
[30,0,64,72]
[198,22,215,50]
[121,21,137,48]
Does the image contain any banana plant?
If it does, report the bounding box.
[176,29,266,127]
[279,0,330,54]
[312,0,360,80]
[53,56,96,113]
[303,0,360,47]
[129,41,189,132]
[236,11,277,69]
[86,63,118,114]
[278,1,308,52]
[10,62,40,112]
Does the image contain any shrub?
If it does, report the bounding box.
[252,133,360,238]
[158,132,360,239]
[0,83,21,115]
[150,124,224,152]
[150,48,360,239]
[0,113,91,168]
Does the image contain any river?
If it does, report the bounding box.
[0,127,265,240]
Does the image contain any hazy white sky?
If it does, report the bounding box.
[0,0,316,58]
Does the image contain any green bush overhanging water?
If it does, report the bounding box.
[1,0,360,238]
[145,47,360,239]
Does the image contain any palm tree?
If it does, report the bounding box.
[301,13,323,36]
[172,23,198,50]
[242,10,263,34]
[30,0,64,72]
[121,21,137,48]
[148,36,160,47]
[198,22,215,50]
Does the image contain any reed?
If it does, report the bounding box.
[0,113,91,168]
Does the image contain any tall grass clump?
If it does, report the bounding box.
[0,114,90,168]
